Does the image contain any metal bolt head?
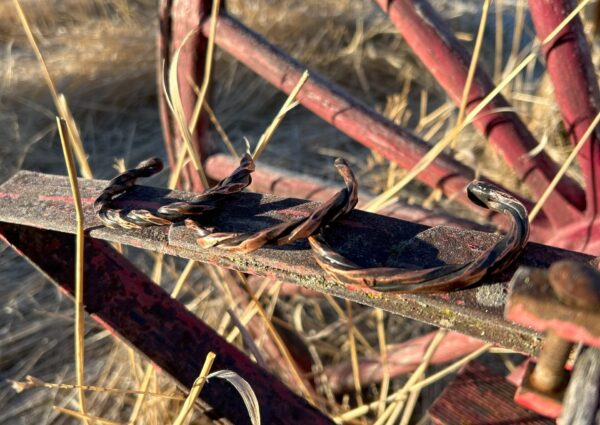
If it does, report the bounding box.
[548,260,600,310]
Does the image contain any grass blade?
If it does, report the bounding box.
[57,116,89,425]
[208,370,261,425]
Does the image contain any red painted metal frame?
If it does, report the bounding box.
[375,0,585,227]
[199,12,484,211]
[158,0,213,191]
[528,0,600,252]
[0,223,332,425]
[195,10,582,242]
[162,1,600,418]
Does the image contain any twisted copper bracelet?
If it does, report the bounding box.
[308,181,529,293]
[94,154,255,229]
[185,158,358,253]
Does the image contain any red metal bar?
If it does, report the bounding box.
[529,0,600,218]
[324,331,486,393]
[0,224,332,425]
[375,0,586,227]
[158,0,213,191]
[200,12,484,213]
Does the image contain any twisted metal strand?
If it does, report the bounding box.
[186,158,358,253]
[308,181,530,293]
[94,154,255,229]
[158,153,255,218]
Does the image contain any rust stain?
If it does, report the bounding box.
[39,195,96,204]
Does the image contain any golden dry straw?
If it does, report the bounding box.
[172,352,216,425]
[253,70,310,161]
[57,116,89,425]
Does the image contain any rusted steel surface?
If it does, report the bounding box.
[205,153,493,232]
[0,171,595,353]
[548,260,600,309]
[505,267,600,348]
[529,0,600,217]
[429,362,553,424]
[528,332,572,394]
[375,0,585,228]
[200,12,497,215]
[0,224,331,425]
[158,0,213,190]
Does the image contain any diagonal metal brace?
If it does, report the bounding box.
[0,171,595,354]
[0,223,333,425]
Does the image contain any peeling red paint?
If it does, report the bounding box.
[0,192,19,200]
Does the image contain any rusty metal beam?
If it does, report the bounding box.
[0,223,331,425]
[158,0,214,191]
[0,171,594,354]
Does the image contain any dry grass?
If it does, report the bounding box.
[1,0,599,424]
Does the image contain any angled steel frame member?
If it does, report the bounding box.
[528,0,600,251]
[158,0,214,191]
[160,0,600,254]
[0,224,331,425]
